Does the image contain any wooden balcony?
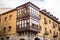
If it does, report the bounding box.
[16,25,40,33]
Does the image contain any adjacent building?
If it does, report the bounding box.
[0,2,60,40]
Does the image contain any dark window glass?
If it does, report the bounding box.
[5,17,7,21]
[49,20,51,24]
[9,26,11,31]
[44,18,47,24]
[6,37,9,40]
[53,22,55,28]
[1,38,3,40]
[3,27,6,33]
[50,30,51,33]
[9,15,12,20]
[58,25,60,31]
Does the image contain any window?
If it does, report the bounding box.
[1,38,3,40]
[21,8,26,14]
[17,25,20,28]
[40,26,42,30]
[53,31,55,35]
[44,28,49,35]
[32,23,34,27]
[25,20,27,27]
[44,18,47,24]
[22,20,24,28]
[3,27,6,33]
[19,21,21,28]
[50,30,51,33]
[58,25,60,31]
[53,22,55,28]
[18,10,20,15]
[9,26,11,31]
[5,17,7,21]
[0,18,1,23]
[45,28,47,31]
[57,32,58,35]
[6,37,9,40]
[55,24,57,27]
[9,15,12,20]
[40,15,41,20]
[49,20,51,24]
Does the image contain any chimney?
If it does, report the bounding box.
[50,14,53,17]
[42,9,46,12]
[47,12,50,14]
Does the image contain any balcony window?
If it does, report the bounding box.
[17,25,19,28]
[17,8,27,16]
[30,18,39,25]
[19,21,21,28]
[27,22,30,27]
[18,10,20,16]
[17,22,20,25]
[20,8,26,14]
[21,20,25,28]
[30,7,39,18]
[32,23,34,26]
[25,20,27,27]
[21,20,23,28]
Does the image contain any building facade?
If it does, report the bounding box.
[0,2,60,40]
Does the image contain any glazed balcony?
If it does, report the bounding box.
[16,24,40,33]
[16,2,40,33]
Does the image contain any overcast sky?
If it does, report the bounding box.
[0,0,60,20]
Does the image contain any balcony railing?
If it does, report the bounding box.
[44,31,49,35]
[16,24,40,33]
[53,34,58,38]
